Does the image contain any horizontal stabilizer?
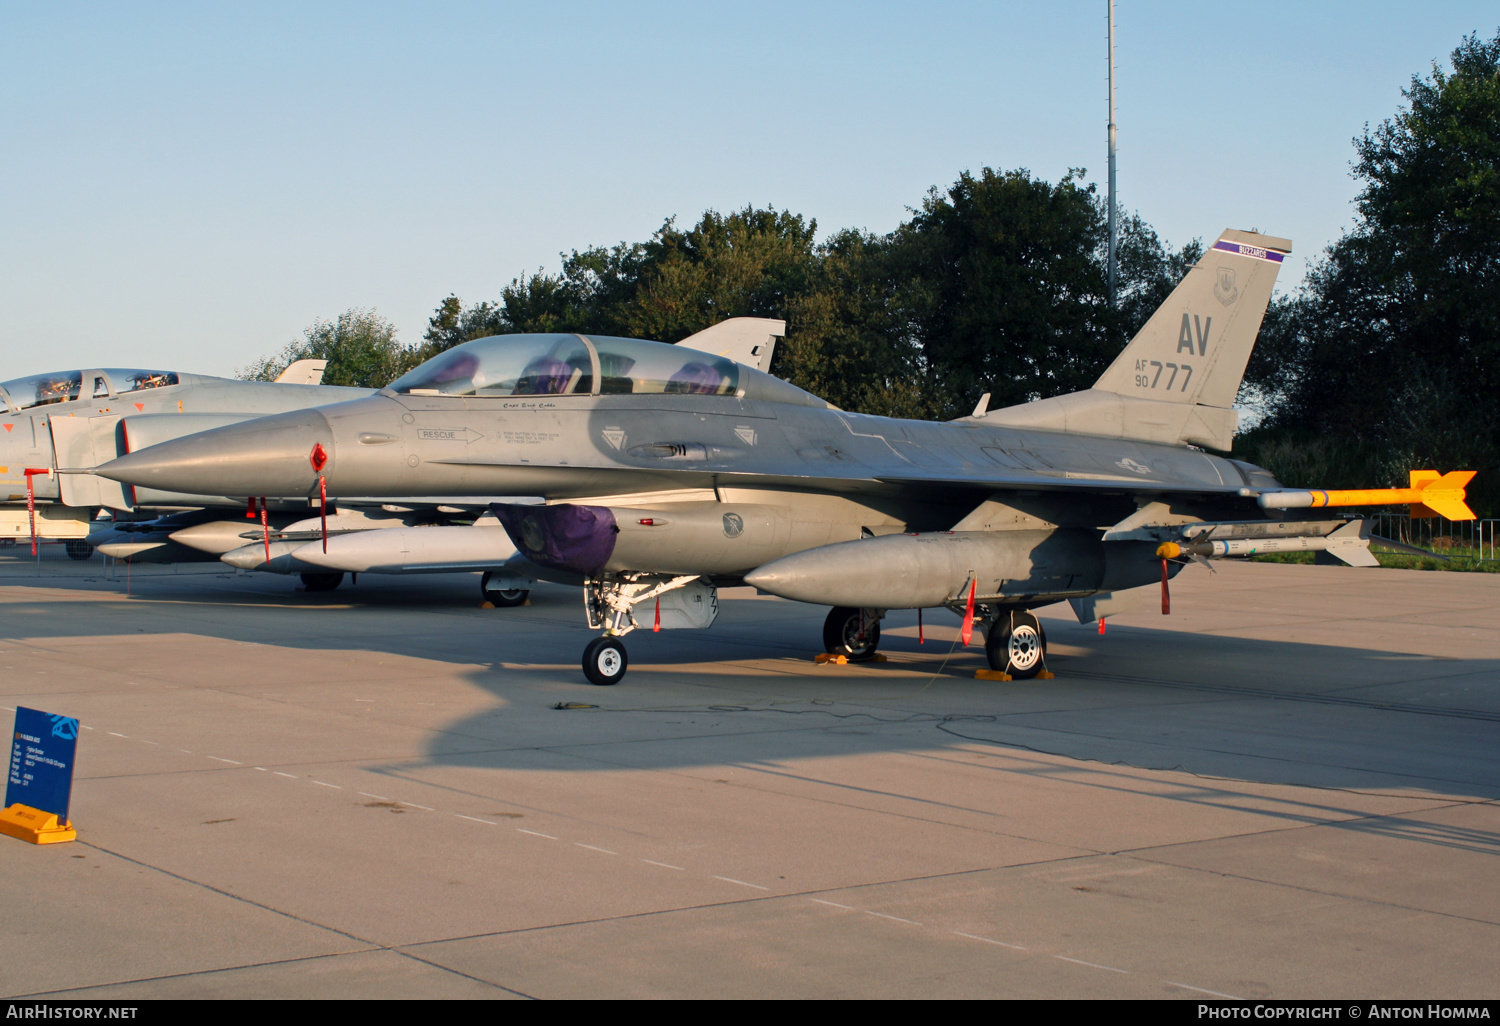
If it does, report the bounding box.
[275,360,328,386]
[678,318,784,373]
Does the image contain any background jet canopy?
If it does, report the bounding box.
[386,333,742,399]
[1,369,180,409]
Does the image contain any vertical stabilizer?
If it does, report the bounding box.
[1094,229,1290,408]
[984,229,1290,450]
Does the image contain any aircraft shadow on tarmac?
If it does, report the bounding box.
[3,569,1498,802]
[420,616,1500,801]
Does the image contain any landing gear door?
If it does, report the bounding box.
[656,581,719,629]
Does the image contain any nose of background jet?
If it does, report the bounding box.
[98,407,335,498]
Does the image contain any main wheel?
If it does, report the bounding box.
[480,571,529,607]
[300,571,344,592]
[985,611,1047,679]
[582,636,628,685]
[822,606,881,661]
[66,541,94,561]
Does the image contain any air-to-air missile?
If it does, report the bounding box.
[95,230,1476,685]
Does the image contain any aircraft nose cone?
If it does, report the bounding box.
[99,408,335,498]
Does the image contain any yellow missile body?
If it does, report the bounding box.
[1257,470,1476,521]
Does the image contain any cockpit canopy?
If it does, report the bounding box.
[1,369,179,411]
[386,333,826,407]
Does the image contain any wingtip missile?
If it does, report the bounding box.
[1256,470,1477,521]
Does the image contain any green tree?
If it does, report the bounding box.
[416,178,1198,422]
[239,308,417,388]
[1261,31,1500,508]
[868,169,1193,420]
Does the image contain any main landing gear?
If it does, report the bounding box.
[299,571,344,592]
[821,603,1049,679]
[480,570,530,607]
[984,610,1047,679]
[823,606,882,661]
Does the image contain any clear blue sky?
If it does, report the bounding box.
[2,2,1495,377]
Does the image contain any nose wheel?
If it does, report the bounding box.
[985,611,1047,679]
[582,636,629,685]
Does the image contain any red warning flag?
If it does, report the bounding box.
[260,497,270,564]
[319,476,328,552]
[23,468,47,556]
[960,579,976,646]
[1160,558,1170,615]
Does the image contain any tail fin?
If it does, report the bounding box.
[984,229,1290,450]
[1093,229,1291,407]
[1411,469,1477,520]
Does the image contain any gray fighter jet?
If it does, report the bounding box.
[99,230,1452,683]
[0,360,370,556]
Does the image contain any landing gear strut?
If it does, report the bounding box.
[985,610,1047,679]
[822,606,882,661]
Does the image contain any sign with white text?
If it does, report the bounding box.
[7,706,79,821]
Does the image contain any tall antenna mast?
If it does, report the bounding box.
[1107,0,1118,308]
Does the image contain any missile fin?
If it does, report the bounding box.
[1412,469,1476,521]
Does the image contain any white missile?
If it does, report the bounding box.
[291,524,520,574]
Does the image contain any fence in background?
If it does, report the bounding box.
[1367,514,1498,562]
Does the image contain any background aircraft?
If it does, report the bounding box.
[0,359,362,555]
[97,231,1474,683]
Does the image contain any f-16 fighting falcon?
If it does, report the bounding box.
[96,230,1475,683]
[0,360,366,566]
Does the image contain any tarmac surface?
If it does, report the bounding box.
[1,548,1497,999]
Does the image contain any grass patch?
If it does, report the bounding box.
[1248,551,1500,572]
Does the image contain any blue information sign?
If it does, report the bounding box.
[7,707,79,822]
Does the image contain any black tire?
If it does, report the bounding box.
[582,636,628,685]
[480,571,529,607]
[66,541,94,561]
[299,571,344,592]
[985,611,1047,679]
[822,606,881,661]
